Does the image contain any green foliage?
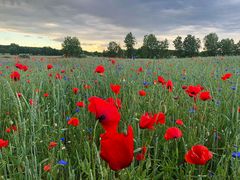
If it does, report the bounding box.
[104,41,123,57]
[124,32,136,58]
[9,43,20,55]
[204,33,219,56]
[219,38,235,56]
[0,44,62,56]
[62,36,82,57]
[183,35,201,57]
[142,34,159,58]
[0,56,240,179]
[173,36,183,57]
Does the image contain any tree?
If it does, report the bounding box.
[183,35,201,57]
[142,34,159,58]
[124,32,136,58]
[173,36,183,57]
[62,36,82,57]
[219,38,235,56]
[235,41,240,55]
[106,41,123,57]
[9,43,20,55]
[204,33,219,56]
[158,39,169,58]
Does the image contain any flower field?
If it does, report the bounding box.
[0,56,239,179]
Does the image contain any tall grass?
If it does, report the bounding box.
[0,56,239,179]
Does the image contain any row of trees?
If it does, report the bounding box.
[0,43,62,56]
[103,32,240,58]
[1,33,239,58]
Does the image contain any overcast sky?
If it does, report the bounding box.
[0,0,239,51]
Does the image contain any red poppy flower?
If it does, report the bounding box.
[55,73,62,79]
[47,64,53,70]
[158,76,165,85]
[221,73,232,81]
[10,71,20,81]
[139,90,146,96]
[137,67,143,73]
[164,127,182,140]
[197,84,205,91]
[166,80,173,92]
[139,113,155,130]
[176,119,184,126]
[199,91,212,101]
[72,87,79,94]
[44,164,51,172]
[11,125,17,131]
[15,63,28,71]
[5,128,11,133]
[15,63,23,69]
[238,107,240,113]
[76,101,85,107]
[135,146,147,161]
[29,99,34,105]
[153,112,166,125]
[110,59,116,65]
[185,85,202,99]
[110,84,121,95]
[68,117,80,126]
[106,97,122,109]
[185,145,213,165]
[95,65,105,74]
[44,93,49,97]
[0,139,9,148]
[84,84,91,89]
[48,141,57,150]
[22,65,28,71]
[100,126,134,171]
[88,96,121,132]
[182,85,187,90]
[61,70,65,73]
[17,93,22,98]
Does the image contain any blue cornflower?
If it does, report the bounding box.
[58,160,68,165]
[86,128,93,134]
[231,86,236,90]
[75,108,80,113]
[60,138,65,142]
[208,171,215,177]
[143,81,150,86]
[66,117,70,121]
[215,100,221,106]
[232,152,240,158]
[189,108,195,113]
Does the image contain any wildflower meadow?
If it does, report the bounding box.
[0,56,239,179]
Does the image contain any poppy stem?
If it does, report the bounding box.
[114,171,119,179]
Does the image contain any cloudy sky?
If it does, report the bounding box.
[0,0,240,51]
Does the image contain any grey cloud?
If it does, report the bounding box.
[0,0,239,50]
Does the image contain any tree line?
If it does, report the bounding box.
[103,32,240,58]
[1,33,240,58]
[0,43,63,56]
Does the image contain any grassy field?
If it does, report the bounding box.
[0,56,239,179]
